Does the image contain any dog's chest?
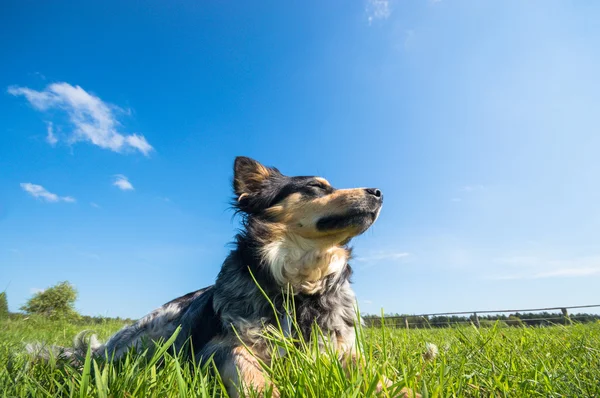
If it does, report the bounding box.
[292,283,356,342]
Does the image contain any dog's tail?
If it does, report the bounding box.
[25,330,103,366]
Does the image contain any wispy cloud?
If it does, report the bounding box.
[45,122,57,146]
[30,71,46,80]
[20,183,76,203]
[366,0,391,24]
[8,82,153,156]
[113,174,134,191]
[90,202,101,208]
[460,185,485,192]
[30,287,45,294]
[534,267,600,278]
[78,251,101,261]
[490,255,600,280]
[356,250,410,263]
[452,184,485,202]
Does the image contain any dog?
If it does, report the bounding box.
[31,156,399,397]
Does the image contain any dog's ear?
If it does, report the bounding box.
[233,156,277,199]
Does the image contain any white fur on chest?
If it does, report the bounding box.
[261,236,348,294]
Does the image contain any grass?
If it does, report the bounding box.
[1,316,599,397]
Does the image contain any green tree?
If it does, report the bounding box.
[506,315,524,327]
[0,291,8,320]
[21,281,80,320]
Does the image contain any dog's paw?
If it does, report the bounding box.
[375,375,393,393]
[255,382,280,398]
[266,386,280,398]
[375,377,421,398]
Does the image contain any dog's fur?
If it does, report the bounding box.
[29,156,388,397]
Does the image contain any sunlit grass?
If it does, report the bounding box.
[1,316,599,397]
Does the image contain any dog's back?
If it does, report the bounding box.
[96,286,221,360]
[27,287,220,364]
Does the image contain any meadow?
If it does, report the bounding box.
[1,316,599,397]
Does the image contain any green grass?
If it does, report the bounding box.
[1,316,599,397]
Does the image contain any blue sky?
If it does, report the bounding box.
[2,0,600,318]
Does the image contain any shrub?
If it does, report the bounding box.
[0,292,8,320]
[20,281,80,320]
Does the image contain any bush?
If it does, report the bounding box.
[480,319,509,328]
[0,292,8,320]
[20,281,80,320]
[506,315,524,327]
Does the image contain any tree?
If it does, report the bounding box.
[21,281,80,320]
[0,291,8,320]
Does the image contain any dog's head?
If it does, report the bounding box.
[233,156,383,247]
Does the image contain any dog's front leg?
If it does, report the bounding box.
[338,344,419,398]
[201,338,279,398]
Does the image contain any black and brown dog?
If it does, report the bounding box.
[32,157,414,397]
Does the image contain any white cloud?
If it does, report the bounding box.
[490,255,600,280]
[366,0,391,24]
[451,185,486,202]
[78,251,101,261]
[45,122,57,146]
[534,267,600,278]
[90,202,100,208]
[30,288,45,294]
[31,71,46,80]
[124,134,153,155]
[8,82,153,156]
[20,183,76,203]
[356,250,410,263]
[460,185,485,192]
[113,174,134,191]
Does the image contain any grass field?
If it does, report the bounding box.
[1,316,599,397]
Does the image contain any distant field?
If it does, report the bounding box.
[1,317,599,397]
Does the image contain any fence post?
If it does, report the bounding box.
[473,312,481,328]
[561,308,572,325]
[404,317,409,329]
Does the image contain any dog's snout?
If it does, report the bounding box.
[365,188,383,200]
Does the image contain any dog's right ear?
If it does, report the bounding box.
[233,156,275,200]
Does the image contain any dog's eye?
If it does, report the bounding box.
[308,182,326,190]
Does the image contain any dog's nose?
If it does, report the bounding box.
[365,188,383,200]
